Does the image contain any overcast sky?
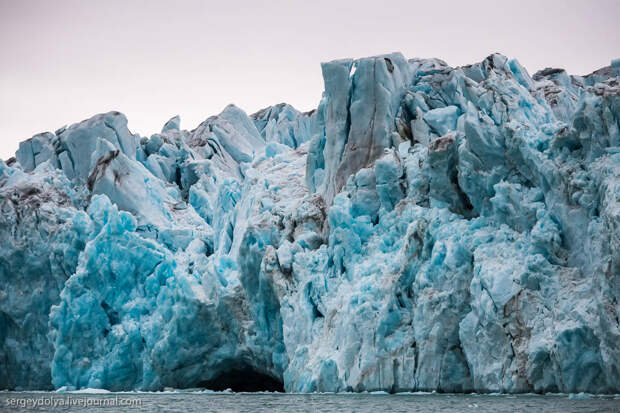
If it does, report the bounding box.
[1,0,619,159]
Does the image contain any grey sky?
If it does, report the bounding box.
[1,0,619,160]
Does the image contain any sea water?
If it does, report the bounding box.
[1,391,619,412]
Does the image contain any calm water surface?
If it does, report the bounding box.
[1,391,619,412]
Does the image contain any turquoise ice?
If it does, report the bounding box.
[1,53,619,393]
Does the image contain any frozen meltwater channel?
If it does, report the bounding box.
[1,53,620,394]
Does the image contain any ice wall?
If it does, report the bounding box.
[1,53,619,393]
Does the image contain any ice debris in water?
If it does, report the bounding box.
[1,52,620,394]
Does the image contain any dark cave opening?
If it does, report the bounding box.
[199,366,284,393]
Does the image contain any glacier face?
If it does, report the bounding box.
[1,53,619,393]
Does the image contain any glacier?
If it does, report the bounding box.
[1,53,619,393]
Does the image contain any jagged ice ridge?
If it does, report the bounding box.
[1,53,620,393]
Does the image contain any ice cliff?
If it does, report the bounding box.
[1,53,619,394]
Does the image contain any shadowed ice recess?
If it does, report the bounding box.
[1,53,619,394]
